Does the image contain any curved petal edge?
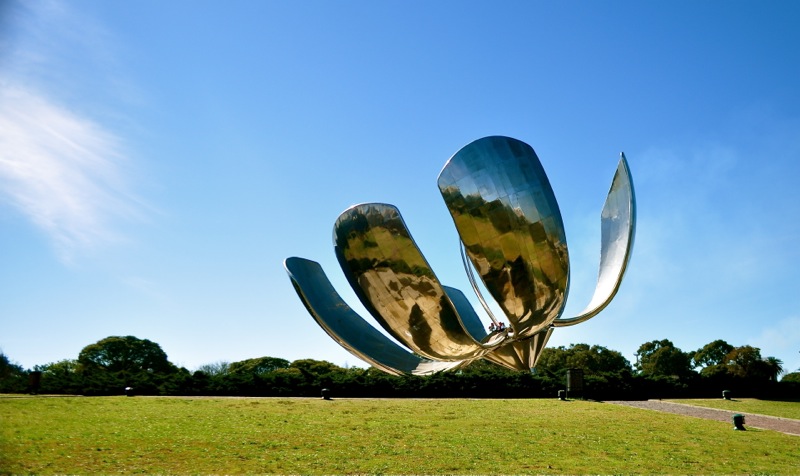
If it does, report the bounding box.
[437,136,570,338]
[284,257,464,375]
[333,203,501,361]
[553,152,636,327]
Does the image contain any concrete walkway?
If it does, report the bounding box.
[606,400,800,436]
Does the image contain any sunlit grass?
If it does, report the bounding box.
[665,398,800,420]
[1,396,797,474]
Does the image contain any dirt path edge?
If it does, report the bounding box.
[605,400,800,436]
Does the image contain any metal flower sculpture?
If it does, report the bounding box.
[285,136,635,375]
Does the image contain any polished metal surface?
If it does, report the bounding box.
[442,285,490,343]
[482,326,554,371]
[284,257,464,376]
[333,203,503,361]
[284,136,637,375]
[553,153,636,327]
[460,241,502,326]
[438,136,569,339]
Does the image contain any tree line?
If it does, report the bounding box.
[1,335,798,400]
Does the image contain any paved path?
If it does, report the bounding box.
[606,400,800,436]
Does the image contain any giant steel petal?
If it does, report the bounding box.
[553,153,636,327]
[482,327,554,371]
[438,136,570,338]
[284,257,464,376]
[442,285,492,343]
[333,203,502,361]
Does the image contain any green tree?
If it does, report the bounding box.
[229,356,290,375]
[0,352,26,393]
[0,352,24,378]
[196,361,230,377]
[35,359,81,394]
[263,367,306,396]
[289,359,347,395]
[536,347,568,375]
[724,345,764,379]
[763,357,784,382]
[77,336,178,395]
[289,359,343,376]
[781,372,800,383]
[634,339,693,378]
[538,344,632,376]
[78,336,175,374]
[692,340,734,370]
[723,346,784,382]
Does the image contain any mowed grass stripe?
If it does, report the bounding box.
[1,397,797,474]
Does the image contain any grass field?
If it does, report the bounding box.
[665,398,800,420]
[1,396,798,474]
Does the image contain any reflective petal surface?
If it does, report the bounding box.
[284,257,464,376]
[284,137,636,376]
[438,136,569,338]
[483,327,554,371]
[554,153,636,327]
[334,203,502,361]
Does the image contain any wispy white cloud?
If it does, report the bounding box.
[0,85,143,261]
[0,1,147,263]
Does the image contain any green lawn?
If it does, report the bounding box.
[1,396,797,474]
[665,398,800,420]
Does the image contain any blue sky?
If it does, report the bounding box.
[2,1,799,375]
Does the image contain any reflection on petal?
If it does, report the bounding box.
[285,138,636,375]
[554,153,636,327]
[334,203,501,361]
[438,136,569,338]
[483,327,554,371]
[285,257,464,376]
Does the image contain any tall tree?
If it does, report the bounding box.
[0,352,26,393]
[537,344,632,375]
[78,336,175,374]
[77,336,178,395]
[289,359,343,376]
[692,339,734,370]
[723,345,772,380]
[634,339,693,378]
[35,359,81,394]
[0,352,24,379]
[229,357,290,375]
[763,357,784,381]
